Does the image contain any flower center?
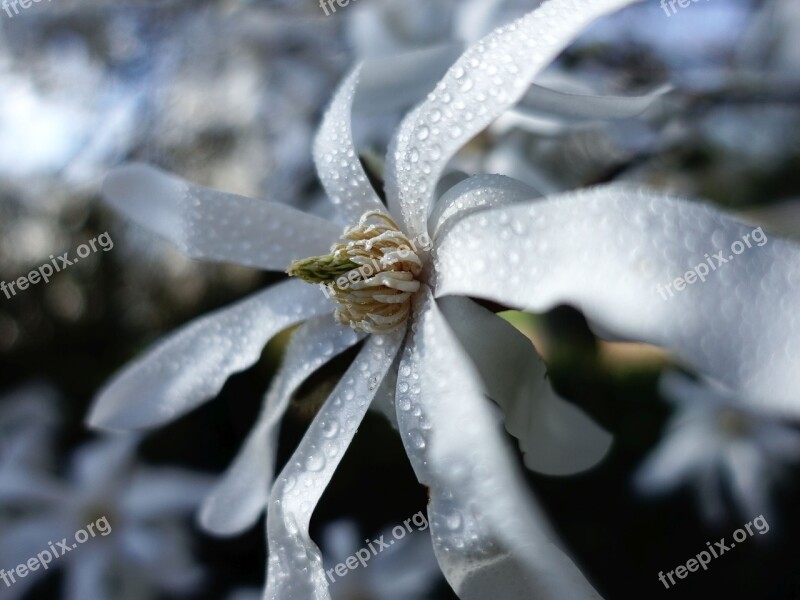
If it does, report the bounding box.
[288,211,422,334]
[717,407,749,438]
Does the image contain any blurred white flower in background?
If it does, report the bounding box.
[0,397,213,600]
[635,371,800,522]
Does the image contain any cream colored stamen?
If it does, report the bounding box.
[288,211,421,334]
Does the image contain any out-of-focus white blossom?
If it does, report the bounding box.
[636,371,800,522]
[0,417,212,600]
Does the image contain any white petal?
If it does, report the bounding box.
[88,280,331,430]
[103,164,341,270]
[368,352,401,429]
[0,516,73,591]
[320,520,360,565]
[385,0,640,237]
[0,468,66,505]
[634,423,717,496]
[63,546,110,600]
[121,523,204,593]
[454,0,508,41]
[355,44,465,115]
[434,185,800,415]
[439,297,612,475]
[265,330,405,600]
[199,315,363,536]
[395,289,602,599]
[346,4,403,57]
[68,436,138,488]
[122,468,213,519]
[314,68,386,224]
[695,460,727,523]
[723,441,771,519]
[516,83,671,123]
[429,174,538,242]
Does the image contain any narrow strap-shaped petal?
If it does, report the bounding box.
[0,468,66,505]
[0,516,74,599]
[438,297,612,475]
[385,0,640,237]
[313,67,386,224]
[723,443,771,519]
[103,164,341,270]
[200,315,363,536]
[634,418,720,506]
[63,547,112,600]
[264,329,405,600]
[395,290,602,599]
[435,184,800,416]
[122,468,214,519]
[368,351,401,429]
[429,174,538,242]
[88,280,331,430]
[517,82,671,122]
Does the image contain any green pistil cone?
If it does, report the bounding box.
[287,254,359,284]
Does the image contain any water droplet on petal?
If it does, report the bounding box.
[304,454,326,472]
[321,419,340,438]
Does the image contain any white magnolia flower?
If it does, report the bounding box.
[89,0,800,597]
[0,436,212,600]
[635,371,800,522]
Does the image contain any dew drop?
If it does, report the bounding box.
[304,454,326,472]
[321,419,340,438]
